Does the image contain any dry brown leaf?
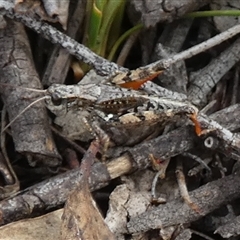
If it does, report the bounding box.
[61,178,116,240]
[61,142,116,240]
[0,209,62,240]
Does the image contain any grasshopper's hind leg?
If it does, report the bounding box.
[82,117,110,161]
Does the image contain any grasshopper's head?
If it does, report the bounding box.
[47,83,102,106]
[47,84,77,106]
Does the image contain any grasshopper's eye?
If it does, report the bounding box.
[51,92,62,106]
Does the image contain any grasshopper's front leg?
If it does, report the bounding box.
[79,114,111,161]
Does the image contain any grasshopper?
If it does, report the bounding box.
[45,81,200,147]
[42,79,240,163]
[2,70,240,161]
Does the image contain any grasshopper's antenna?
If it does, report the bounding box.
[0,83,47,93]
[1,95,50,133]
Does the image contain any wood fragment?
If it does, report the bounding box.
[130,0,210,27]
[214,215,240,238]
[0,1,125,76]
[0,19,60,167]
[42,0,86,86]
[175,159,201,214]
[127,172,240,233]
[188,37,240,107]
[61,141,116,240]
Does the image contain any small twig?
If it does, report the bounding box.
[182,153,212,174]
[150,157,170,202]
[2,1,240,82]
[188,37,240,107]
[213,154,227,178]
[151,171,162,201]
[188,158,212,176]
[51,126,86,155]
[127,172,240,233]
[116,31,140,66]
[142,24,240,72]
[0,1,125,76]
[176,159,201,214]
[190,229,215,240]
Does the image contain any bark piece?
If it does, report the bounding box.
[0,161,111,226]
[42,0,70,30]
[14,0,61,25]
[130,0,211,27]
[152,19,193,94]
[152,43,188,94]
[208,103,240,132]
[105,170,158,237]
[0,19,60,166]
[211,0,240,32]
[188,37,240,108]
[215,215,240,238]
[127,172,240,233]
[42,0,86,86]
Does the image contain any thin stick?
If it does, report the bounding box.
[141,24,240,72]
[0,106,20,198]
[0,1,125,76]
[190,229,215,240]
[116,31,140,66]
[176,159,201,214]
[188,158,212,176]
[2,1,240,79]
[151,171,162,201]
[181,152,212,174]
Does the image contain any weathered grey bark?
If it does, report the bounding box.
[130,0,211,27]
[0,1,126,77]
[0,19,60,167]
[215,215,240,238]
[127,172,240,233]
[42,0,86,86]
[188,37,240,107]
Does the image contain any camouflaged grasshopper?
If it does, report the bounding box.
[3,73,240,162]
[45,81,200,147]
[1,67,200,150]
[46,78,240,163]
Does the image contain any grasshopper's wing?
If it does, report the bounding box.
[100,111,171,146]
